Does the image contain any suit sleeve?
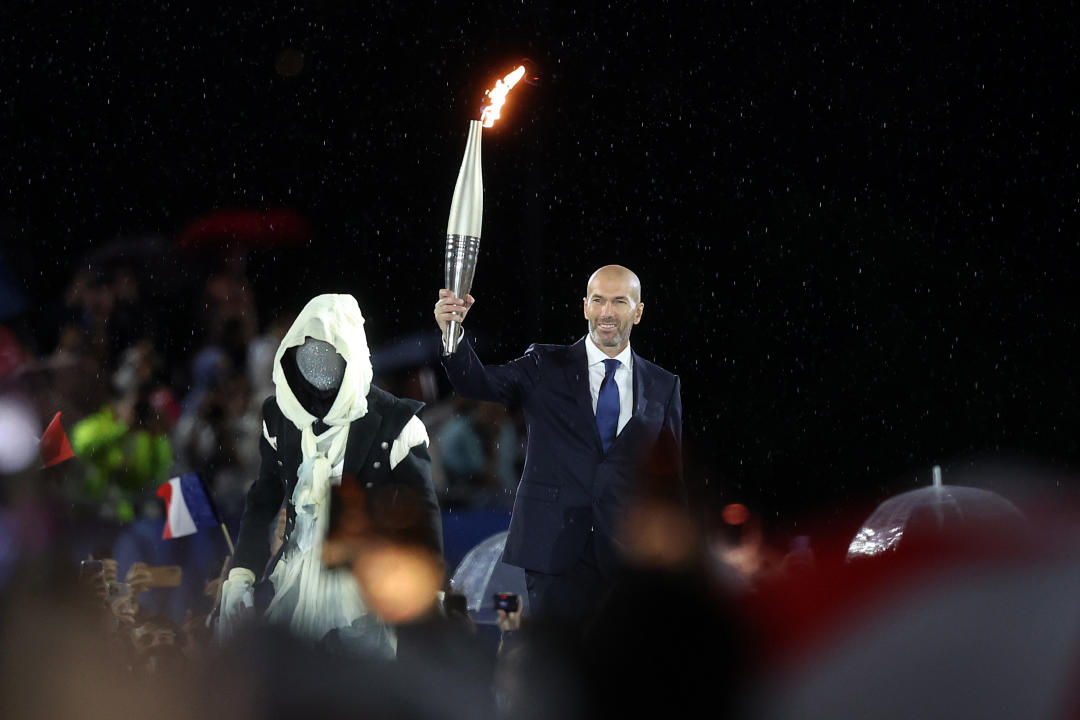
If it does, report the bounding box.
[232,397,286,577]
[440,335,541,406]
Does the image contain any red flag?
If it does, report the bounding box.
[40,411,74,468]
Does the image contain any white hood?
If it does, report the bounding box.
[272,293,374,430]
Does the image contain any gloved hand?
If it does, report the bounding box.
[215,567,256,643]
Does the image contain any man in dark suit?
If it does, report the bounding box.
[435,265,683,621]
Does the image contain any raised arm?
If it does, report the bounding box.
[435,289,540,405]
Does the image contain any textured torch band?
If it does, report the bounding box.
[444,234,481,354]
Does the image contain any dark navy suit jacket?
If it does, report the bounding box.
[442,335,683,575]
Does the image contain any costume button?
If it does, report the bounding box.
[373,461,382,469]
[380,441,389,450]
[366,482,373,488]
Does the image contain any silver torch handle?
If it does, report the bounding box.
[444,234,480,353]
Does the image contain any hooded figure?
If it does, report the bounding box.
[217,294,442,652]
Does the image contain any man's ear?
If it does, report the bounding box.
[633,302,644,325]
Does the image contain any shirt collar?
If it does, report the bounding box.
[585,336,633,369]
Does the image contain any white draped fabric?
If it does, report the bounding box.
[263,294,395,654]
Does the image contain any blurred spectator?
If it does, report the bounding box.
[20,274,111,423]
[442,591,477,636]
[41,322,110,421]
[130,614,186,677]
[0,573,197,720]
[706,502,786,592]
[437,397,521,505]
[106,266,148,362]
[173,289,266,520]
[70,345,175,522]
[0,326,24,382]
[246,311,294,404]
[63,269,114,367]
[200,250,257,354]
[172,370,259,518]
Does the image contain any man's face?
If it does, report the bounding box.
[583,273,643,353]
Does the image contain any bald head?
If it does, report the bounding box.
[586,265,641,303]
[583,265,644,357]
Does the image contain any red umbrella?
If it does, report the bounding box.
[752,532,1080,719]
[177,208,312,251]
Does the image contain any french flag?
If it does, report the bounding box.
[157,474,218,540]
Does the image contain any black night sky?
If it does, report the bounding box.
[4,2,1079,546]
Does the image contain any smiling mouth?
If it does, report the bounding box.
[597,322,617,331]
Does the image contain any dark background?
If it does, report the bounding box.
[4,2,1079,544]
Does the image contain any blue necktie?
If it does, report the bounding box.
[596,358,620,452]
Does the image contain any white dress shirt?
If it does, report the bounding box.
[586,338,634,436]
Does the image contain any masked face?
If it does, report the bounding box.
[296,337,346,391]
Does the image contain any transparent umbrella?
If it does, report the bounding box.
[449,530,529,623]
[847,466,1026,560]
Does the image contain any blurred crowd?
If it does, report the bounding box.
[7,240,524,525]
[4,239,1080,719]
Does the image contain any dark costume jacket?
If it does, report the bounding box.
[233,386,443,580]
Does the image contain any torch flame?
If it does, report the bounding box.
[479,65,526,128]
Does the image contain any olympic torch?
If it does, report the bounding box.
[442,65,526,354]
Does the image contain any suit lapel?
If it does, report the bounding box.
[607,350,651,453]
[565,337,603,452]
